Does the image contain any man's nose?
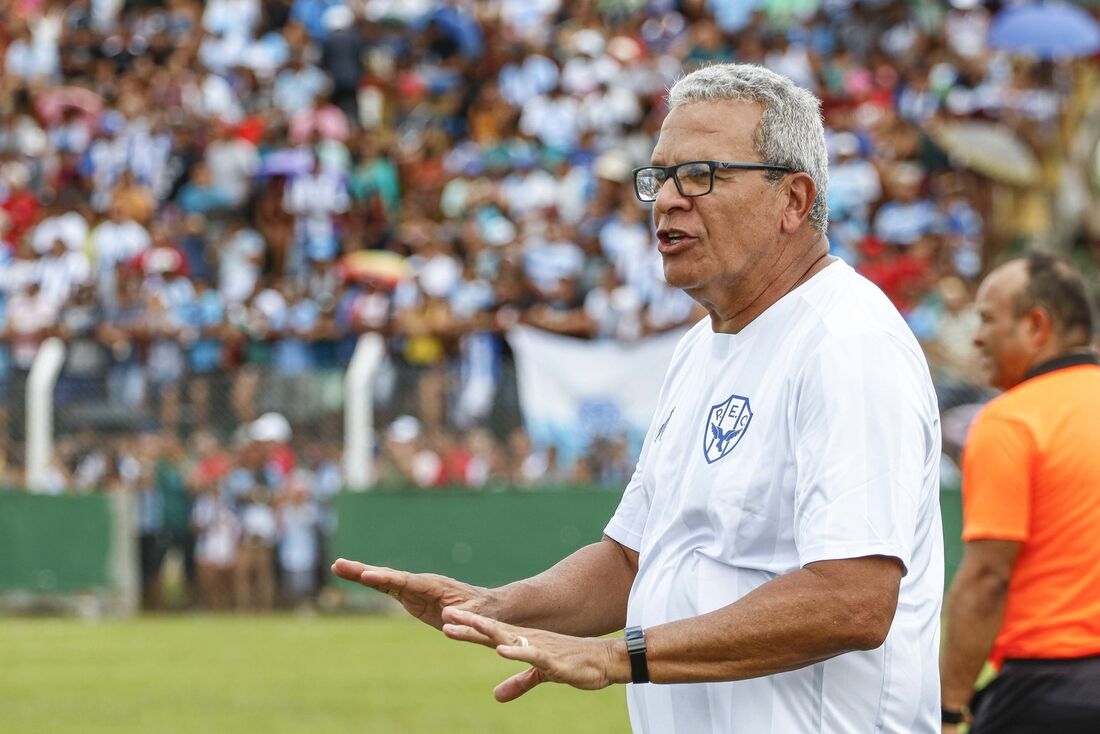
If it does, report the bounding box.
[653,176,691,214]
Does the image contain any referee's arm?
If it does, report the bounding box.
[940,540,1020,714]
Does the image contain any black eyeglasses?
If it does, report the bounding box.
[632,160,794,202]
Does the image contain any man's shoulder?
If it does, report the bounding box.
[977,365,1100,424]
[967,388,1041,441]
[796,262,923,356]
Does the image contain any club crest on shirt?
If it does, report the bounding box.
[703,394,753,464]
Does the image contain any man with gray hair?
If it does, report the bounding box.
[334,63,942,733]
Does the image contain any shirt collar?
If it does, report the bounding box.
[1021,351,1100,382]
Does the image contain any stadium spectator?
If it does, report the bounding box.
[154,435,196,607]
[134,434,172,610]
[940,255,1100,732]
[176,161,233,216]
[192,483,239,611]
[334,63,943,732]
[276,469,320,606]
[228,429,280,612]
[204,121,259,208]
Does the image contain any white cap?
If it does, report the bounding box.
[323,5,355,31]
[570,29,606,57]
[829,132,860,159]
[594,150,631,183]
[249,412,292,443]
[386,415,421,444]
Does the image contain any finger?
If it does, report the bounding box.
[331,558,370,582]
[494,667,544,703]
[332,559,401,590]
[496,643,543,667]
[441,623,496,648]
[332,560,414,598]
[441,607,510,643]
[358,567,411,591]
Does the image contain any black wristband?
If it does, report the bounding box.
[941,706,969,725]
[624,626,650,684]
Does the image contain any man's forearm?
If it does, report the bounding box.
[940,565,1009,709]
[488,536,637,637]
[608,557,901,684]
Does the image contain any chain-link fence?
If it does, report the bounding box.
[0,334,574,493]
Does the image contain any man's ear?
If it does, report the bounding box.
[1024,306,1054,345]
[780,172,816,234]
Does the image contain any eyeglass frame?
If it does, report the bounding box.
[631,160,795,202]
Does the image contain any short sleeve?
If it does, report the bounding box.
[791,332,937,574]
[604,326,701,552]
[960,411,1033,542]
[603,424,653,553]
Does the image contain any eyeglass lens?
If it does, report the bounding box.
[636,162,713,201]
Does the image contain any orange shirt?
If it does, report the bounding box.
[962,356,1100,666]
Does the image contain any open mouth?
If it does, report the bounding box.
[658,233,694,254]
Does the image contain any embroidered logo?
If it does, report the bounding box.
[703,394,753,464]
[655,407,675,442]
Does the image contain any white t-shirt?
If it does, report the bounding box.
[605,261,942,734]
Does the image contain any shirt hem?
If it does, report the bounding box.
[604,519,642,552]
[798,543,911,574]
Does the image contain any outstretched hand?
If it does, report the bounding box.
[331,558,494,637]
[440,607,627,703]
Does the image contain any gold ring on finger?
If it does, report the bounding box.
[387,589,401,599]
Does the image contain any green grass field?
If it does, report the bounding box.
[1,615,629,734]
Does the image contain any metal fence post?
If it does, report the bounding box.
[26,338,67,492]
[343,333,385,490]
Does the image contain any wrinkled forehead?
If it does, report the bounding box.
[651,100,764,164]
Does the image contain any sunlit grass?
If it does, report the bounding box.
[1,615,628,734]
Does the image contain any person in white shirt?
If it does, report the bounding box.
[203,123,259,207]
[32,205,90,254]
[89,205,151,309]
[333,64,942,733]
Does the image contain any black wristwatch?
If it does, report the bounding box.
[624,626,650,684]
[941,706,970,725]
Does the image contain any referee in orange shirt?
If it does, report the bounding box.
[941,254,1100,733]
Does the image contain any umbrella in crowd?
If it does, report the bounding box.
[930,120,1041,187]
[33,86,104,129]
[256,148,315,178]
[989,1,1100,59]
[340,249,412,288]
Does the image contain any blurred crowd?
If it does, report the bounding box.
[117,412,343,611]
[3,0,1100,607]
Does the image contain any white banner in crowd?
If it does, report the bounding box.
[506,325,688,461]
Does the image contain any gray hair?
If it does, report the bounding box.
[667,63,830,233]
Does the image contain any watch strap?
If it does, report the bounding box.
[941,706,970,725]
[624,626,650,684]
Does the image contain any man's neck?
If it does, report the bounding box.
[1019,347,1098,384]
[705,235,833,335]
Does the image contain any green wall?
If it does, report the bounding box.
[331,489,624,588]
[0,488,965,597]
[941,486,964,589]
[0,493,113,592]
[332,488,967,590]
